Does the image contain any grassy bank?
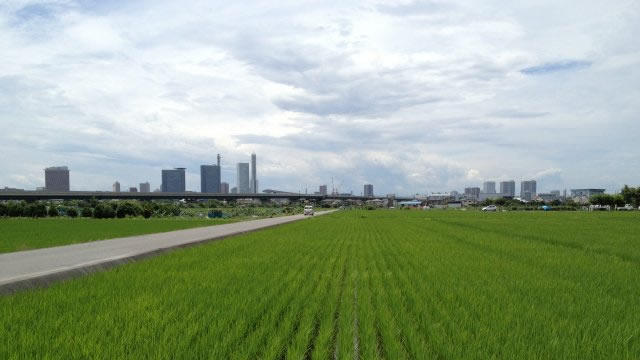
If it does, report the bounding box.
[2,210,639,358]
[0,217,245,253]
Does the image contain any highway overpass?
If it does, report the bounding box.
[0,191,414,202]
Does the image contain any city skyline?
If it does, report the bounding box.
[1,1,638,195]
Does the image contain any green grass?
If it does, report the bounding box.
[2,210,640,359]
[0,217,245,253]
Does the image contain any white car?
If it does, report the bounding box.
[481,205,497,212]
[303,205,314,216]
[617,204,634,211]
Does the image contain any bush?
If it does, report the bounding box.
[7,202,24,217]
[142,203,154,219]
[116,201,143,218]
[81,207,93,217]
[48,206,59,217]
[0,202,7,216]
[23,203,47,218]
[93,203,116,219]
[67,207,78,218]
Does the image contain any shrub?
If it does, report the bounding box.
[48,206,59,217]
[67,207,78,218]
[116,201,143,218]
[7,202,24,217]
[0,202,7,216]
[93,203,116,219]
[81,207,93,217]
[24,203,47,218]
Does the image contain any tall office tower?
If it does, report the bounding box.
[113,181,121,192]
[220,182,230,194]
[482,181,496,194]
[364,184,374,197]
[236,163,250,194]
[250,153,257,193]
[464,187,481,200]
[520,180,537,201]
[200,165,221,193]
[139,182,151,193]
[44,166,70,191]
[231,186,238,194]
[129,187,138,192]
[319,185,328,195]
[161,168,186,192]
[500,180,516,197]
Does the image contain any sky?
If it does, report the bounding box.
[1,0,639,195]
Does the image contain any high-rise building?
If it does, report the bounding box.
[129,187,138,192]
[44,166,70,191]
[220,182,230,194]
[112,181,121,192]
[250,153,257,194]
[200,165,221,193]
[500,180,516,197]
[520,180,537,201]
[319,185,328,195]
[139,182,151,193]
[231,186,238,194]
[236,163,250,194]
[464,187,480,201]
[482,181,496,194]
[364,184,374,197]
[161,168,186,192]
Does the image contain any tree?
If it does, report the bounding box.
[24,203,47,218]
[0,202,7,217]
[48,205,59,217]
[81,207,93,217]
[94,203,115,219]
[7,202,24,217]
[116,201,143,218]
[67,207,79,218]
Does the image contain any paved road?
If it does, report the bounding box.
[0,211,334,294]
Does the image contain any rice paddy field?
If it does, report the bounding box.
[0,217,243,253]
[2,210,640,359]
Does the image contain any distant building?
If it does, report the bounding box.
[200,165,221,193]
[450,190,460,201]
[570,189,605,198]
[45,166,70,191]
[220,182,229,194]
[520,180,537,201]
[139,182,151,193]
[129,187,138,192]
[161,168,186,192]
[236,163,250,194]
[364,184,374,197]
[231,186,238,194]
[482,181,496,194]
[319,185,328,195]
[250,153,257,193]
[538,193,559,203]
[500,180,516,197]
[0,187,25,192]
[464,187,480,201]
[112,181,121,192]
[551,190,561,197]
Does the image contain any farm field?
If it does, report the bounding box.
[1,210,640,359]
[0,217,248,253]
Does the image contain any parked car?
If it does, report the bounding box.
[616,204,634,211]
[481,205,497,212]
[303,205,314,216]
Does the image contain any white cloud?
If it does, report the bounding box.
[0,0,639,194]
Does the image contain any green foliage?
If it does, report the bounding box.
[116,201,143,218]
[93,203,116,219]
[47,205,59,217]
[66,207,79,218]
[80,207,93,218]
[1,211,640,358]
[23,203,47,218]
[7,202,24,217]
[0,202,7,217]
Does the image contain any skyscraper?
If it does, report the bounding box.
[364,184,374,197]
[44,166,70,191]
[520,180,537,201]
[250,153,257,193]
[200,165,221,193]
[319,185,328,195]
[500,180,516,197]
[139,182,151,193]
[220,182,229,194]
[482,181,496,194]
[464,187,481,201]
[161,168,186,192]
[236,163,250,194]
[113,181,121,192]
[129,187,138,192]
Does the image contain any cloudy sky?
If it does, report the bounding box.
[1,0,638,195]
